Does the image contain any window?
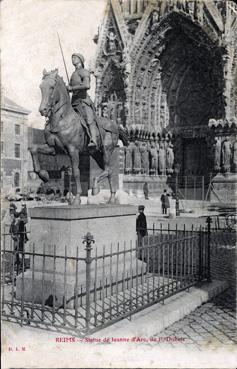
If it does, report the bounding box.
[14,172,20,187]
[15,124,20,135]
[15,143,20,158]
[1,141,3,154]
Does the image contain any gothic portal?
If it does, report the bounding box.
[93,0,237,198]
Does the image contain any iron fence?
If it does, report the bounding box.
[168,174,213,201]
[1,220,211,335]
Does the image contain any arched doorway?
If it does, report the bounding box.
[130,12,225,176]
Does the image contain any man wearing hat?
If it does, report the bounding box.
[67,53,98,148]
[136,205,147,251]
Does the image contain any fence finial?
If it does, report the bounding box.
[82,232,95,246]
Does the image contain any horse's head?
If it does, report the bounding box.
[39,69,68,117]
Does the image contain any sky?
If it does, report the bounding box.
[1,0,107,128]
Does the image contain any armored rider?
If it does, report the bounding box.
[67,53,97,148]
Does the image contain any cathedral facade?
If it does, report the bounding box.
[93,0,237,198]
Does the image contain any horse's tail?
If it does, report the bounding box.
[119,126,129,146]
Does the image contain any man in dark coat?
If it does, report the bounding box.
[9,214,20,273]
[160,189,170,215]
[136,205,147,236]
[136,205,148,259]
[16,213,29,272]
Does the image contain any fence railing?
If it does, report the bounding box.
[1,220,212,335]
[168,174,213,201]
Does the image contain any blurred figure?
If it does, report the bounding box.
[20,203,28,223]
[9,200,17,217]
[17,213,29,270]
[143,182,149,200]
[136,205,147,248]
[9,214,20,273]
[160,189,170,215]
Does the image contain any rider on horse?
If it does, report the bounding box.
[67,53,98,149]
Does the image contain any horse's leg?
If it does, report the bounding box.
[68,147,81,205]
[91,133,116,203]
[29,144,55,182]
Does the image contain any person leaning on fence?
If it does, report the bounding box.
[160,189,170,215]
[17,213,29,271]
[9,214,20,272]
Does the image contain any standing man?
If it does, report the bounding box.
[160,189,170,215]
[17,212,29,271]
[136,205,148,252]
[67,53,98,149]
[9,214,20,273]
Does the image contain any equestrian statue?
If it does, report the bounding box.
[29,52,128,204]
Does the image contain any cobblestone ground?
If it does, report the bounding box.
[156,289,236,350]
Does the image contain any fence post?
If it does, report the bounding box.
[83,232,94,333]
[198,226,203,281]
[206,217,212,282]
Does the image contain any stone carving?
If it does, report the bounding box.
[93,0,236,186]
[149,143,158,175]
[133,141,142,174]
[166,143,174,174]
[140,142,149,174]
[101,104,109,118]
[213,137,221,172]
[232,140,237,173]
[106,31,118,54]
[221,137,232,172]
[158,142,166,175]
[124,142,133,174]
[149,10,160,33]
[127,18,139,35]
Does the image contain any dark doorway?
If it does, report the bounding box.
[182,138,208,176]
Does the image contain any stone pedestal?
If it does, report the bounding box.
[211,173,237,203]
[16,205,143,307]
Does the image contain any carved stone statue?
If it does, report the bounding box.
[107,31,117,54]
[222,137,232,172]
[101,105,108,118]
[140,142,149,174]
[149,10,159,32]
[166,143,174,174]
[232,140,237,173]
[133,141,142,174]
[124,142,133,174]
[158,142,166,175]
[213,137,221,172]
[149,143,158,175]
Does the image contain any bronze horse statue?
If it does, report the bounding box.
[29,69,127,204]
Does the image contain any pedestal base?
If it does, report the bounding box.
[16,205,143,308]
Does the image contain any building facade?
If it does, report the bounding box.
[93,0,237,198]
[1,97,30,196]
